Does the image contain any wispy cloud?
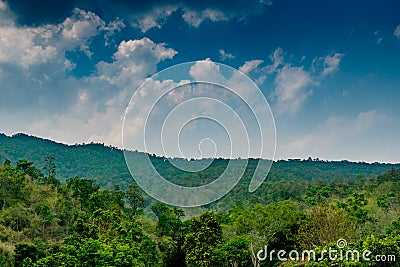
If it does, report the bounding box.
[278,110,392,162]
[132,5,178,32]
[219,49,235,61]
[314,53,345,78]
[239,60,264,74]
[374,30,383,45]
[273,64,313,114]
[394,25,400,38]
[241,48,344,115]
[183,8,228,27]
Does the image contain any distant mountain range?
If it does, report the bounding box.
[1,133,398,189]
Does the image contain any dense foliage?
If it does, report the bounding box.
[0,134,399,266]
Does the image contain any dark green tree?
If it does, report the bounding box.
[66,177,100,209]
[41,156,60,187]
[152,203,184,238]
[16,159,42,181]
[14,242,37,267]
[183,211,222,267]
[125,184,144,215]
[217,236,252,267]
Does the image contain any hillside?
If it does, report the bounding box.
[0,133,398,186]
[0,141,399,267]
[1,133,399,209]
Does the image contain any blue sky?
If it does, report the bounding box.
[0,0,399,162]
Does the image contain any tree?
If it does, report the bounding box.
[3,158,11,166]
[16,159,42,181]
[41,156,60,187]
[125,184,144,215]
[297,204,357,250]
[152,203,184,238]
[385,214,400,237]
[230,201,300,267]
[151,203,186,267]
[183,211,222,267]
[337,193,373,224]
[111,184,125,213]
[14,242,37,267]
[217,236,252,267]
[66,177,100,209]
[35,253,77,267]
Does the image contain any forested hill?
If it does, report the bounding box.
[1,133,400,266]
[0,133,399,191]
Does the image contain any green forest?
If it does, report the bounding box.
[0,134,399,266]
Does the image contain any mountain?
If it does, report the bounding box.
[1,135,399,266]
[0,133,398,191]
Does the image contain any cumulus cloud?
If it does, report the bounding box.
[0,2,177,147]
[0,5,125,68]
[62,9,103,41]
[95,37,177,86]
[122,58,275,159]
[394,25,400,38]
[0,26,57,68]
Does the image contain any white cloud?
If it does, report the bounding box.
[0,26,57,68]
[188,58,226,83]
[16,36,178,147]
[219,49,235,61]
[238,48,343,114]
[238,48,286,86]
[0,2,178,147]
[239,60,264,74]
[269,47,284,70]
[95,37,177,87]
[182,8,228,27]
[122,59,275,159]
[239,59,274,85]
[273,65,312,114]
[130,4,232,32]
[353,110,383,133]
[118,1,270,31]
[0,4,57,69]
[394,25,400,38]
[320,53,344,77]
[0,1,6,11]
[132,5,178,32]
[0,7,118,68]
[278,110,391,162]
[103,18,125,45]
[374,30,383,45]
[62,9,103,41]
[60,8,115,57]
